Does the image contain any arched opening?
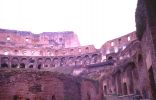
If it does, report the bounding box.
[75,56,82,65]
[60,57,66,67]
[20,58,27,68]
[53,58,59,67]
[51,95,56,100]
[11,58,19,68]
[1,63,8,68]
[83,55,90,66]
[13,95,18,100]
[104,85,107,95]
[29,65,33,68]
[37,58,42,69]
[38,64,41,69]
[45,58,51,67]
[148,66,156,99]
[123,82,128,95]
[20,63,25,68]
[29,58,35,68]
[108,56,113,60]
[68,57,75,66]
[1,57,9,68]
[91,54,98,64]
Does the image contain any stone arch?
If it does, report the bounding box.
[28,58,35,68]
[83,55,90,66]
[75,56,82,66]
[124,62,141,95]
[45,58,51,67]
[11,57,19,68]
[91,54,98,64]
[68,57,75,66]
[37,58,43,69]
[108,56,113,60]
[60,57,66,67]
[1,57,9,68]
[103,85,107,95]
[53,58,60,67]
[20,58,27,68]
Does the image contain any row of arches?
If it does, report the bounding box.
[0,54,102,69]
[103,54,152,99]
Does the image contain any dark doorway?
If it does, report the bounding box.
[26,98,30,100]
[148,66,156,99]
[13,95,18,100]
[20,63,25,68]
[11,64,18,68]
[51,95,56,100]
[87,92,91,100]
[1,63,8,68]
[123,82,128,95]
[38,64,41,69]
[104,85,107,95]
[29,65,33,68]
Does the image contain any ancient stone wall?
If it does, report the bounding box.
[0,51,102,69]
[0,28,80,50]
[101,32,136,55]
[0,69,103,100]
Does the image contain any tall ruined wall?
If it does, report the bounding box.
[0,69,103,100]
[0,28,80,49]
[135,0,156,99]
[0,28,99,56]
[101,32,136,55]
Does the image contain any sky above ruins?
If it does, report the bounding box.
[0,0,137,48]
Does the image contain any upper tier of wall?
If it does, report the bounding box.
[101,32,136,55]
[0,28,80,49]
[0,28,137,57]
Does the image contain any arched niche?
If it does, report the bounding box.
[68,57,75,66]
[28,58,35,68]
[45,58,51,67]
[1,57,9,68]
[83,55,90,66]
[52,58,60,67]
[60,57,66,67]
[75,56,82,66]
[91,54,98,64]
[20,58,27,68]
[11,57,19,68]
[37,58,43,69]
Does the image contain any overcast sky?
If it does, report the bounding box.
[0,0,137,48]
